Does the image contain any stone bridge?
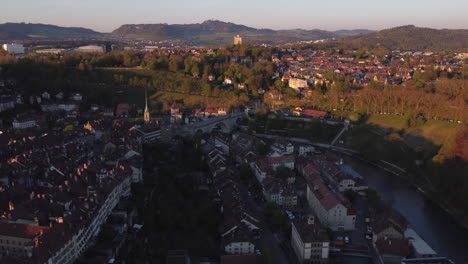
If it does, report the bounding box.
[175,112,246,137]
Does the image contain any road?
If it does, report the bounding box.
[229,160,292,264]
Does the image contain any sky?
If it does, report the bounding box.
[1,0,467,32]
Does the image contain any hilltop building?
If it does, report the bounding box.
[2,43,25,54]
[234,35,242,45]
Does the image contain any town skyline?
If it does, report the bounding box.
[1,0,468,32]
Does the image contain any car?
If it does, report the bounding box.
[336,236,343,241]
[344,236,350,244]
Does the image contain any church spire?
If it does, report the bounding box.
[144,89,150,122]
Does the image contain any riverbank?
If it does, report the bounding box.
[341,156,468,263]
[339,151,468,231]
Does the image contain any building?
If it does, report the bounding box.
[289,78,308,90]
[0,222,48,258]
[262,177,297,207]
[12,116,37,129]
[404,228,437,258]
[76,45,105,53]
[234,35,242,45]
[0,95,15,112]
[271,139,294,156]
[291,216,330,264]
[306,178,356,231]
[2,43,25,54]
[144,91,150,123]
[222,225,256,255]
[130,123,161,144]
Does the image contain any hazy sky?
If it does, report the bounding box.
[1,0,467,32]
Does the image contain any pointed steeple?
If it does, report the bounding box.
[144,90,150,122]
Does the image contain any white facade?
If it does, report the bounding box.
[306,185,356,231]
[224,241,255,255]
[291,222,329,264]
[0,99,14,112]
[46,175,131,264]
[12,119,36,129]
[2,44,25,54]
[289,78,308,90]
[76,45,104,53]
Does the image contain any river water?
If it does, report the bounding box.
[344,157,468,264]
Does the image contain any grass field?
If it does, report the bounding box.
[364,114,462,151]
[340,114,464,167]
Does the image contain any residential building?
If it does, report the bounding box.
[306,178,356,231]
[222,226,255,255]
[289,78,308,90]
[76,45,104,53]
[271,139,294,156]
[291,216,330,264]
[12,116,36,129]
[2,43,25,54]
[234,35,242,45]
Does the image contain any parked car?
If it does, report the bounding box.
[344,236,350,244]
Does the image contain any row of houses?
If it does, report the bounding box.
[0,119,145,264]
[202,134,262,263]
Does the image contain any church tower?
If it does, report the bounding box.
[144,90,150,123]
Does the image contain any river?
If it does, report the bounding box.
[344,157,468,264]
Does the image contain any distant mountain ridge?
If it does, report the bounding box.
[111,20,374,45]
[0,23,102,40]
[335,25,468,51]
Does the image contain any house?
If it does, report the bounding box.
[221,223,256,255]
[70,93,83,101]
[214,133,231,155]
[262,177,297,207]
[115,104,130,117]
[0,96,14,112]
[271,139,294,156]
[306,178,356,231]
[12,115,37,129]
[291,216,330,264]
[292,107,302,116]
[289,78,308,91]
[298,145,315,155]
[223,77,233,85]
[371,207,408,242]
[170,103,183,123]
[130,123,161,144]
[375,238,410,264]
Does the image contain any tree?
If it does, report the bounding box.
[275,165,290,179]
[255,141,270,156]
[240,162,254,181]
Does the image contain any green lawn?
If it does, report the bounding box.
[362,114,462,153]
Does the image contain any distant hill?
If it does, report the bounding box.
[334,25,468,51]
[111,20,374,45]
[0,23,103,40]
